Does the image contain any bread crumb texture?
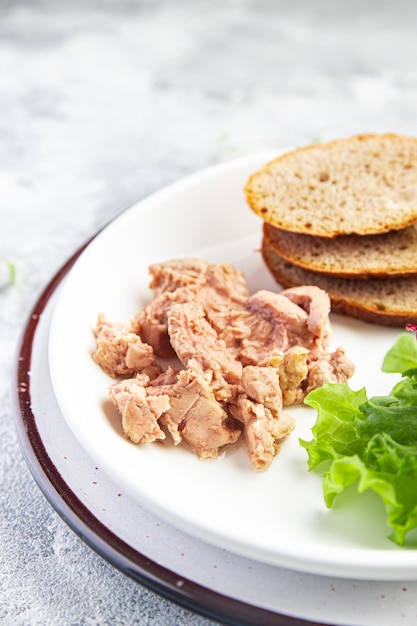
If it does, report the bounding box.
[261,236,417,327]
[263,222,417,278]
[246,134,417,237]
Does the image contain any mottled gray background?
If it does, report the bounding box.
[2,1,417,624]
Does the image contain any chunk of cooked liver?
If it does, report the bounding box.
[93,312,161,378]
[94,258,355,470]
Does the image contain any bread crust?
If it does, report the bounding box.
[261,234,417,327]
[246,133,417,238]
[263,222,417,279]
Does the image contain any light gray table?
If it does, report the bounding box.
[2,1,417,624]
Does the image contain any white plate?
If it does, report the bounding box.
[15,268,417,626]
[48,151,417,580]
[13,267,417,626]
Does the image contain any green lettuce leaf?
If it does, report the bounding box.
[300,383,368,469]
[322,435,417,545]
[382,332,417,374]
[300,333,417,546]
[354,397,417,444]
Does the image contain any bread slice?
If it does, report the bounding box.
[246,133,417,238]
[264,222,417,279]
[261,235,417,327]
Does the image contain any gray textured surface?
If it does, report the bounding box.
[2,1,417,624]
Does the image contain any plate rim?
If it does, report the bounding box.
[12,234,325,626]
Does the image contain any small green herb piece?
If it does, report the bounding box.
[0,257,16,285]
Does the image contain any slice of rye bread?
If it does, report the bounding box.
[245,133,417,238]
[261,235,417,327]
[263,221,417,279]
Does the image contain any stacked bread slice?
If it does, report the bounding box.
[244,133,417,327]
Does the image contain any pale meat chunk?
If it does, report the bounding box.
[134,259,248,357]
[230,366,295,470]
[240,365,283,411]
[108,375,168,444]
[94,258,355,470]
[168,302,242,388]
[168,368,241,459]
[273,347,309,405]
[124,365,242,456]
[247,290,310,350]
[246,287,355,402]
[148,258,210,295]
[218,305,286,366]
[203,261,249,301]
[306,346,355,392]
[281,285,331,341]
[133,291,179,358]
[93,313,161,378]
[145,369,194,445]
[233,397,276,470]
[280,286,355,386]
[233,398,295,471]
[148,258,248,301]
